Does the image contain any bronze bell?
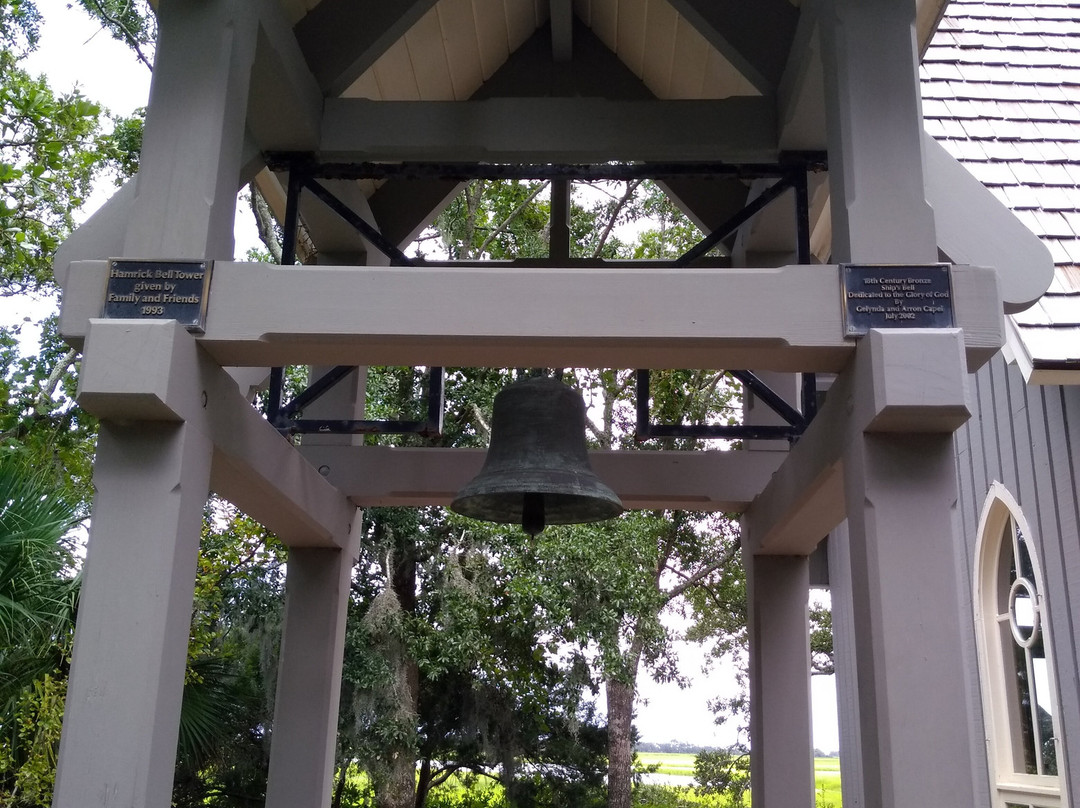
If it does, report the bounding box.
[451,376,624,536]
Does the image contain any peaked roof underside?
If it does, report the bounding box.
[922,0,1080,369]
[287,0,777,103]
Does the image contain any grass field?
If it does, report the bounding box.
[635,753,843,807]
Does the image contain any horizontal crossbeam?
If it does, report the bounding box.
[60,261,1005,373]
[298,445,785,512]
[320,98,779,163]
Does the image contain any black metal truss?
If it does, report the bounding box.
[265,153,826,439]
[267,365,444,438]
[264,152,828,183]
[634,369,811,443]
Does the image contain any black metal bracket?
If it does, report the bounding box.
[266,160,444,439]
[635,370,810,443]
[266,365,445,438]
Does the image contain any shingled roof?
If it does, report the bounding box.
[922,0,1080,379]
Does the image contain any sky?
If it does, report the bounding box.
[20,2,842,753]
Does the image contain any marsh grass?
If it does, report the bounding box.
[333,756,843,807]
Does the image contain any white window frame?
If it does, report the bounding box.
[973,482,1066,808]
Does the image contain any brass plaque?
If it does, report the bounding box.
[103,259,212,333]
[843,264,954,337]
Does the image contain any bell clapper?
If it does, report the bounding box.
[522,491,546,537]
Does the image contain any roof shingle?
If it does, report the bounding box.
[923,0,1080,367]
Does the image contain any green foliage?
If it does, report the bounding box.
[0,454,79,808]
[423,179,704,263]
[0,0,144,295]
[693,749,750,807]
[810,601,834,675]
[72,0,156,70]
[0,671,66,807]
[0,318,97,504]
[173,500,287,808]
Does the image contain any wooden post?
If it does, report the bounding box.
[744,552,815,807]
[53,424,212,808]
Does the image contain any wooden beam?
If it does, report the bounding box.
[367,178,463,249]
[665,0,800,94]
[298,445,784,511]
[472,19,653,101]
[77,319,355,549]
[776,1,827,151]
[60,261,1004,373]
[656,176,750,238]
[320,97,778,163]
[745,329,971,555]
[550,0,573,62]
[293,0,439,97]
[122,0,259,259]
[247,0,324,152]
[923,131,1055,314]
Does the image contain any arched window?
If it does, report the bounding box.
[974,483,1065,808]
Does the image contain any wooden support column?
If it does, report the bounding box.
[267,330,367,804]
[841,429,978,806]
[122,0,258,259]
[824,521,867,807]
[743,366,813,808]
[815,1,982,801]
[265,539,358,808]
[54,2,267,802]
[53,423,213,808]
[744,553,815,808]
[820,0,937,264]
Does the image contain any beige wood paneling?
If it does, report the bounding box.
[372,37,421,100]
[703,47,757,99]
[473,0,512,79]
[668,12,708,98]
[591,0,619,52]
[342,69,381,100]
[617,0,648,78]
[505,0,536,52]
[438,0,486,98]
[406,8,456,99]
[641,0,677,96]
[338,0,766,103]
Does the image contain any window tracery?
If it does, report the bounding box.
[974,484,1064,808]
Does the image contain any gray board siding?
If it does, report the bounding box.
[954,352,1080,797]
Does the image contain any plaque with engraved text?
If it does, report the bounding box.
[842,264,954,337]
[102,259,212,333]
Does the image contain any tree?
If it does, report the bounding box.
[331,365,611,808]
[0,0,142,297]
[0,455,80,806]
[419,180,756,808]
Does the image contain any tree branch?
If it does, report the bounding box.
[37,348,79,414]
[248,182,282,264]
[591,179,642,258]
[82,0,155,71]
[477,180,548,258]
